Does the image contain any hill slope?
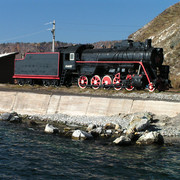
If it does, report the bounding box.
[129,2,180,88]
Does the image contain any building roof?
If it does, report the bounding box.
[0,52,19,58]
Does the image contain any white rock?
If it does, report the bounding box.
[127,114,151,134]
[113,136,131,145]
[115,124,122,130]
[106,129,112,135]
[86,124,96,132]
[105,123,116,129]
[44,124,59,134]
[0,112,12,121]
[136,117,150,131]
[136,131,164,145]
[72,130,93,140]
[95,127,103,134]
[9,115,22,123]
[91,126,103,136]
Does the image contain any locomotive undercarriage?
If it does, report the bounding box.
[77,62,159,92]
[77,73,153,91]
[15,78,60,87]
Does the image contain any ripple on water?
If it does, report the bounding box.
[0,121,180,179]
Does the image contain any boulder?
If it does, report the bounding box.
[86,124,96,132]
[105,123,116,130]
[135,117,150,132]
[113,135,131,145]
[136,131,164,145]
[90,126,103,137]
[126,113,151,134]
[0,112,21,122]
[0,112,12,121]
[115,124,122,130]
[72,130,93,140]
[106,129,112,135]
[10,111,18,117]
[44,124,59,134]
[64,127,71,132]
[126,128,135,136]
[9,115,22,123]
[115,128,123,135]
[95,126,103,134]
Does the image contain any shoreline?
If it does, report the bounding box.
[35,112,180,144]
[1,111,180,145]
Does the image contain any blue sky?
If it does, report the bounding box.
[0,0,179,44]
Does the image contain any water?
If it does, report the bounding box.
[0,121,180,180]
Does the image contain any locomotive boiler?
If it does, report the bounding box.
[13,39,170,92]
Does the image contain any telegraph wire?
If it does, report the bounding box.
[0,30,46,42]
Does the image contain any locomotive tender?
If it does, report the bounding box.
[13,39,170,92]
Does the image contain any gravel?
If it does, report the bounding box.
[111,92,180,102]
[33,113,132,129]
[153,114,180,137]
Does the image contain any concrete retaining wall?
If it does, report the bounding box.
[0,91,179,117]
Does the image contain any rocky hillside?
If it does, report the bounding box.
[129,2,180,88]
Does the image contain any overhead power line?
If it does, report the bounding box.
[0,30,46,42]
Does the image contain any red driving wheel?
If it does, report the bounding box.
[113,73,122,90]
[102,75,112,89]
[91,75,101,89]
[78,76,88,89]
[125,74,134,91]
[148,82,155,92]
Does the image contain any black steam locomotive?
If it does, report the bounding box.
[13,39,170,92]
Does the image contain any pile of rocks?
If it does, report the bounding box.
[113,112,164,145]
[0,111,179,146]
[0,112,22,123]
[42,112,165,145]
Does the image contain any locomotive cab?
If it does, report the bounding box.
[59,46,77,71]
[58,44,94,72]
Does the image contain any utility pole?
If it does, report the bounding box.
[51,20,55,52]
